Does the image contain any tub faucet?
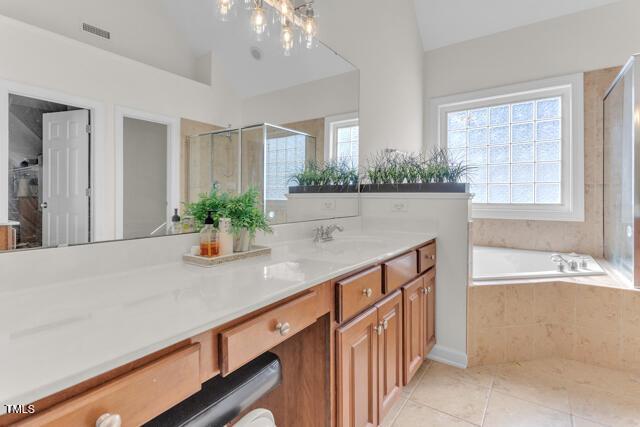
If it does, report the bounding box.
[313,224,344,242]
[551,254,578,272]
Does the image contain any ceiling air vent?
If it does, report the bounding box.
[82,23,110,40]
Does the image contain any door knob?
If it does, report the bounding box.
[275,322,291,336]
[40,202,48,209]
[96,413,121,427]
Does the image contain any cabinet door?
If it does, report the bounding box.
[402,277,425,385]
[337,307,379,427]
[425,271,436,354]
[375,290,403,423]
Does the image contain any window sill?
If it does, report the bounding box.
[472,204,584,222]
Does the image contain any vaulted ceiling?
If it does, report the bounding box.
[414,0,625,51]
[0,0,353,98]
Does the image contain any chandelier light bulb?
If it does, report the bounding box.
[281,22,294,56]
[217,0,234,21]
[250,1,267,38]
[302,7,317,49]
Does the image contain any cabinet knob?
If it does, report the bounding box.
[362,288,373,298]
[275,322,291,336]
[426,254,435,260]
[96,413,121,427]
[421,287,428,295]
[428,286,433,294]
[375,324,383,335]
[382,319,389,330]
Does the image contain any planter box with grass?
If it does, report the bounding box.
[288,184,359,194]
[359,182,469,193]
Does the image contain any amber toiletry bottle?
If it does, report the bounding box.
[199,211,219,257]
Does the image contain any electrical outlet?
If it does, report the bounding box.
[391,201,408,212]
[322,200,336,211]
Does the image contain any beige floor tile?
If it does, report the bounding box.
[392,400,477,427]
[569,384,640,426]
[402,361,430,398]
[411,369,490,425]
[380,396,408,427]
[426,361,495,388]
[556,358,640,397]
[493,363,570,412]
[571,416,608,427]
[483,391,571,427]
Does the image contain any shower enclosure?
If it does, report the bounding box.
[187,124,316,224]
[603,54,640,287]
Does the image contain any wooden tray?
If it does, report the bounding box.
[183,245,271,267]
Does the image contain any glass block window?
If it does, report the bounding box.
[447,96,562,205]
[265,134,307,200]
[332,121,359,168]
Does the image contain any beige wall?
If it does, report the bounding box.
[473,67,620,257]
[283,118,325,164]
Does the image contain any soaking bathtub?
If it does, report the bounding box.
[473,246,606,282]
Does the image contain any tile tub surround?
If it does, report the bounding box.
[467,281,640,373]
[385,358,640,427]
[0,229,435,411]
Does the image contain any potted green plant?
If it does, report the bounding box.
[184,186,271,252]
[288,160,359,194]
[225,188,272,252]
[359,149,471,193]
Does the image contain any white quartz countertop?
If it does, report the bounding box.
[0,231,435,410]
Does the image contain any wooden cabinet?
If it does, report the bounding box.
[418,242,436,274]
[337,290,405,427]
[402,277,424,385]
[15,346,201,427]
[336,266,383,323]
[383,252,418,293]
[375,291,403,422]
[220,289,319,375]
[336,307,379,427]
[424,270,436,354]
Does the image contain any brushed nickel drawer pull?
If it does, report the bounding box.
[275,322,291,336]
[362,288,373,297]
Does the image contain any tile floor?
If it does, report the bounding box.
[383,358,640,427]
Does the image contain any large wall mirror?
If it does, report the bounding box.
[0,0,359,252]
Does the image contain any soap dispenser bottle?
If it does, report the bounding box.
[170,208,181,234]
[199,211,219,257]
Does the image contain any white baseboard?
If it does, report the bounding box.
[426,344,468,368]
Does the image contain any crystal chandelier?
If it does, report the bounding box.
[215,0,318,54]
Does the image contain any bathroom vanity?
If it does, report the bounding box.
[0,233,436,427]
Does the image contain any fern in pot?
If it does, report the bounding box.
[225,188,272,252]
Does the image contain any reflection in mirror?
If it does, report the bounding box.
[0,0,359,252]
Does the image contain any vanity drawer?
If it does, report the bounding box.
[384,251,418,292]
[418,242,436,273]
[220,290,319,376]
[16,345,201,427]
[336,266,383,323]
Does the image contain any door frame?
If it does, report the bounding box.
[0,79,106,242]
[114,106,179,239]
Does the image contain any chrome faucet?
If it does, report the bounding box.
[551,253,578,272]
[313,224,344,242]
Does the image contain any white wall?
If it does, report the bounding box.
[360,194,472,367]
[423,0,640,148]
[241,71,359,126]
[316,0,424,164]
[0,15,242,236]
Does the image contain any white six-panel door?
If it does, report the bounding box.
[42,110,90,247]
